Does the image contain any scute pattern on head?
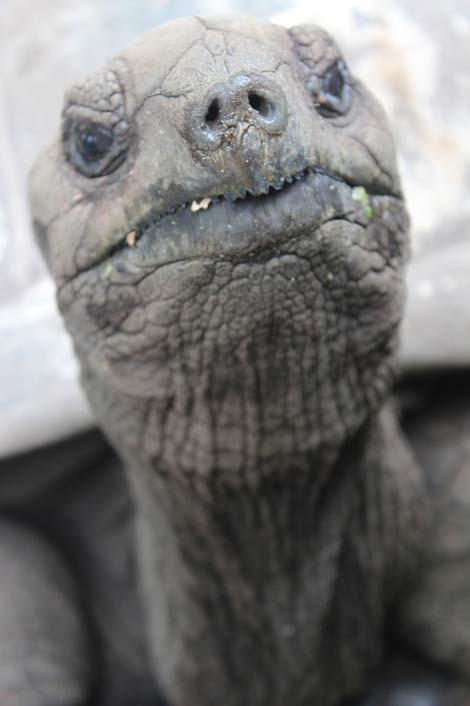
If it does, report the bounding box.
[288,23,344,73]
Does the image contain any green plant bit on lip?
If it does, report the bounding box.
[102,262,114,279]
[352,185,373,219]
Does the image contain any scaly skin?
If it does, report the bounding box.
[23,15,470,706]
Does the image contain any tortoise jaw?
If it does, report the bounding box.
[103,168,363,274]
[119,164,316,254]
[110,165,347,260]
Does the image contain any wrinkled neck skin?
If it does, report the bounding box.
[80,333,416,706]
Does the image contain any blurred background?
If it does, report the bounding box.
[1,0,469,457]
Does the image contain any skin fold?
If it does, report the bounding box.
[15,14,470,706]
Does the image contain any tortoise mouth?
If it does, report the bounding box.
[96,165,400,277]
[110,165,326,256]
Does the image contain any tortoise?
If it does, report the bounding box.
[2,14,469,706]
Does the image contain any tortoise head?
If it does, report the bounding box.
[29,16,409,484]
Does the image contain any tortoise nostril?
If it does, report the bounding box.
[205,98,221,125]
[189,76,287,151]
[248,92,272,117]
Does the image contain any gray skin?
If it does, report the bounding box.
[10,14,467,706]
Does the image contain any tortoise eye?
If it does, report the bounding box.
[62,66,130,178]
[313,60,352,117]
[64,117,128,178]
[74,123,114,163]
[323,63,344,101]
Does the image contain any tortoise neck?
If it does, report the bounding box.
[127,426,371,706]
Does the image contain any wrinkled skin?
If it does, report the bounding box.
[12,14,468,706]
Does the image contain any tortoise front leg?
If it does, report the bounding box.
[0,517,94,706]
[382,386,470,705]
[353,387,470,706]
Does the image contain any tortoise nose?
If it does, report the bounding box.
[189,74,288,150]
